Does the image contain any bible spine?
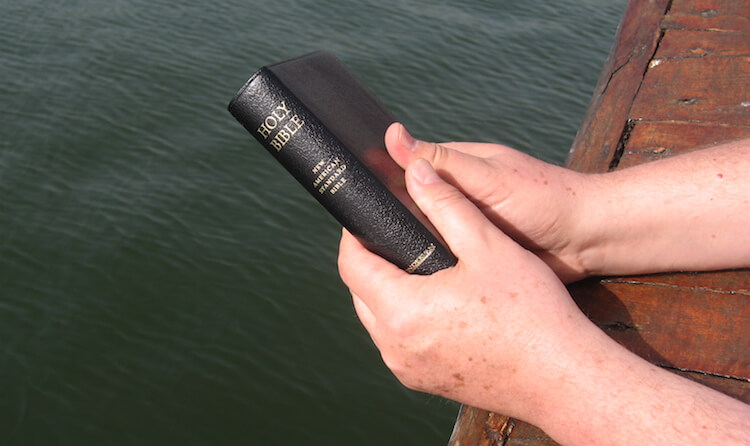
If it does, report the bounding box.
[228,68,456,275]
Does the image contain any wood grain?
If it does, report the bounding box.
[663,0,750,32]
[631,56,750,125]
[565,0,671,173]
[618,120,750,168]
[570,277,750,378]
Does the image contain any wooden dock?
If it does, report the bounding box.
[449,0,749,444]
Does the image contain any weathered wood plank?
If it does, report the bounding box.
[622,270,750,294]
[630,56,750,125]
[663,0,750,32]
[618,121,750,168]
[447,407,513,446]
[505,423,559,446]
[565,0,671,173]
[569,278,750,379]
[642,54,750,84]
[656,29,750,59]
[630,77,750,124]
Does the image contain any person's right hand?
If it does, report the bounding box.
[384,123,595,282]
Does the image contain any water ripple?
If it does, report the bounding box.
[0,0,626,443]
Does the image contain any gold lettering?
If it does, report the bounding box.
[329,177,347,194]
[265,115,279,130]
[318,163,347,194]
[257,122,272,139]
[312,172,326,187]
[312,160,326,174]
[274,101,291,119]
[312,157,340,187]
[256,101,293,141]
[270,129,292,151]
[284,114,304,135]
[405,244,436,274]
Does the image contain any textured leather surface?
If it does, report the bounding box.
[228,51,456,274]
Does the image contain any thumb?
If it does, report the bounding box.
[385,123,500,166]
[385,123,499,202]
[406,158,512,260]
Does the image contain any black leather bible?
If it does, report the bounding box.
[228,51,456,275]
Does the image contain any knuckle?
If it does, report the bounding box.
[429,187,465,213]
[380,315,431,356]
[426,142,450,168]
[382,310,417,341]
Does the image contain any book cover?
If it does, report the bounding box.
[228,51,456,275]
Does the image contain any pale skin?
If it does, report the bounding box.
[337,123,750,445]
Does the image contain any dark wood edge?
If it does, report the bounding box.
[565,0,671,173]
[448,405,514,446]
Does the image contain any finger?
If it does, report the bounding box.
[441,141,513,157]
[384,122,499,169]
[385,123,500,206]
[405,158,516,260]
[338,229,404,315]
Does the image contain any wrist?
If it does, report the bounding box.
[550,171,610,281]
[526,325,655,444]
[568,170,649,278]
[494,314,619,428]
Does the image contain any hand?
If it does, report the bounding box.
[338,156,603,424]
[383,123,594,282]
[337,155,750,445]
[386,125,750,277]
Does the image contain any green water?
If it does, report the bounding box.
[1,0,625,444]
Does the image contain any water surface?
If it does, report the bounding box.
[1,1,625,444]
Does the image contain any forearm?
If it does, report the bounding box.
[535,330,750,445]
[576,139,750,276]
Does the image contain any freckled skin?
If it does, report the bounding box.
[340,125,750,445]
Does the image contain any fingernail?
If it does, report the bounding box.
[399,124,418,152]
[411,158,441,184]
